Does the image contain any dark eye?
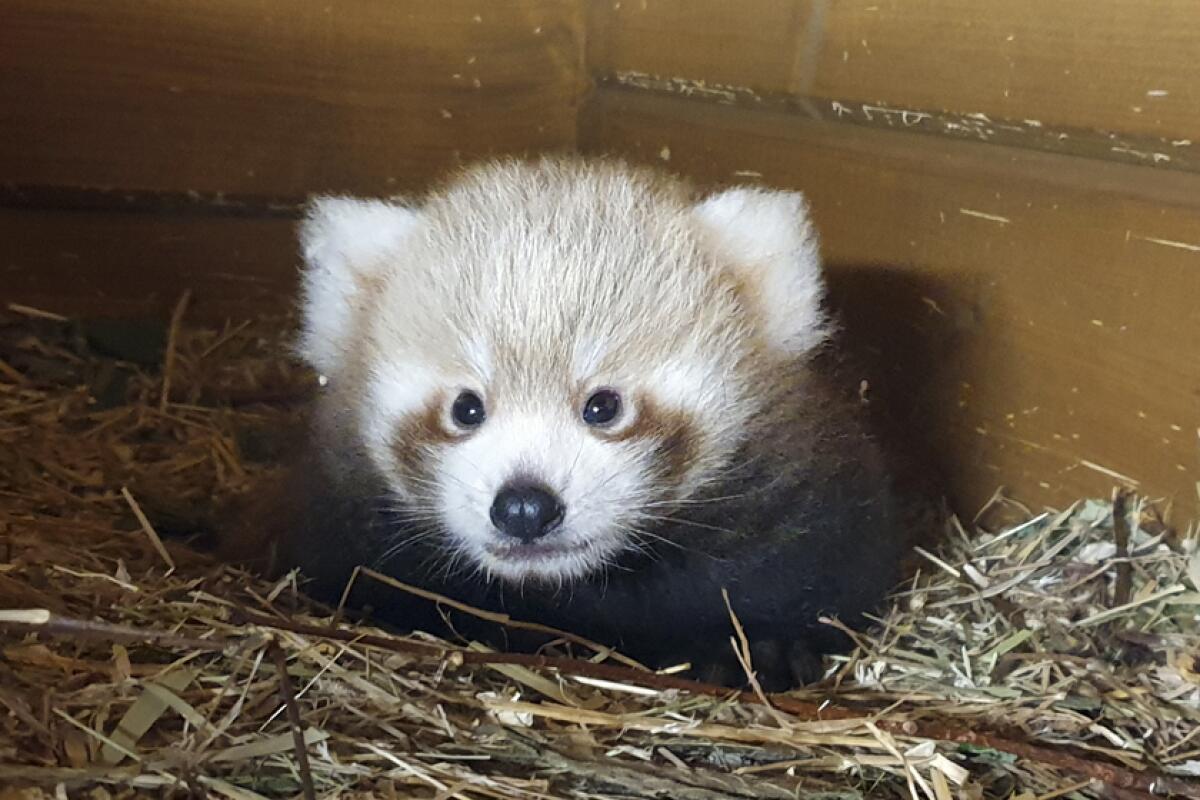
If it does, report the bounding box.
[451,391,486,428]
[582,389,622,427]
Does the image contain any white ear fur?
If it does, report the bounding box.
[296,196,420,374]
[693,187,829,355]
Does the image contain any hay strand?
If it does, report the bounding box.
[1,310,1197,799]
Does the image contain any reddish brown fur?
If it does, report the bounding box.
[610,396,700,491]
[389,395,455,482]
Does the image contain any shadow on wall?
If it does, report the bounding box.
[819,263,981,540]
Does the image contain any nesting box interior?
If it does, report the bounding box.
[2,3,1198,798]
[3,0,1196,521]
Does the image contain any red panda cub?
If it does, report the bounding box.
[258,156,905,690]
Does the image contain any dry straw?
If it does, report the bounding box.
[1,306,1197,799]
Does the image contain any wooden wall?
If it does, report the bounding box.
[1,1,1197,519]
[588,1,1200,169]
[581,0,1200,521]
[0,0,583,317]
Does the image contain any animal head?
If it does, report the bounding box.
[297,157,829,584]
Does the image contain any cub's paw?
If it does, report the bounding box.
[664,637,825,692]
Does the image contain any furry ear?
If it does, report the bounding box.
[692,187,829,355]
[296,196,420,374]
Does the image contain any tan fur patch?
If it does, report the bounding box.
[717,268,779,367]
[610,396,699,489]
[390,395,455,481]
[335,271,387,412]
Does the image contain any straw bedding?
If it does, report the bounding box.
[1,305,1197,800]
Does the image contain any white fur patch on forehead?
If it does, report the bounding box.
[647,357,731,413]
[571,336,610,383]
[692,187,829,355]
[297,196,421,375]
[461,334,493,382]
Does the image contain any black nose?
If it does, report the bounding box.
[489,482,565,542]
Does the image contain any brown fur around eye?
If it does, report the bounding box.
[390,397,455,481]
[611,396,698,488]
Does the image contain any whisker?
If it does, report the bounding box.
[640,491,747,508]
[636,513,739,537]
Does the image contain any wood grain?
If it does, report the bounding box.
[0,208,296,321]
[590,0,1200,171]
[0,0,583,198]
[582,88,1200,520]
[587,0,810,92]
[815,1,1200,143]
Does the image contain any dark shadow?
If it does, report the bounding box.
[818,263,975,548]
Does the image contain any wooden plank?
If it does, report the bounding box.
[589,0,1200,171]
[0,0,582,198]
[0,209,297,321]
[582,88,1200,520]
[815,1,1200,144]
[0,184,301,218]
[587,0,809,92]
